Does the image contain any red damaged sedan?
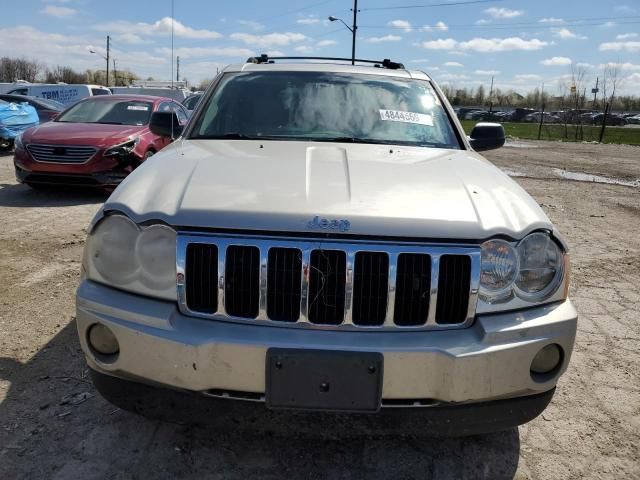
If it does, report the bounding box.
[14,95,188,188]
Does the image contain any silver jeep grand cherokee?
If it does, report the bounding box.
[76,56,577,435]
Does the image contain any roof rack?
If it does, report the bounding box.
[245,55,405,70]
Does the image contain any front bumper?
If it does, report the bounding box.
[76,280,577,405]
[14,147,136,186]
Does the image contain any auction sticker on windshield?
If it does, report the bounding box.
[379,109,433,126]
[127,105,149,111]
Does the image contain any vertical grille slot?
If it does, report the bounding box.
[225,246,260,318]
[185,244,218,314]
[267,248,302,322]
[352,252,389,326]
[308,250,346,325]
[393,253,431,326]
[436,255,471,324]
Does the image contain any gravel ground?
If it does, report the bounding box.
[0,140,639,479]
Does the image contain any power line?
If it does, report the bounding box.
[360,19,640,31]
[359,15,640,31]
[360,0,503,11]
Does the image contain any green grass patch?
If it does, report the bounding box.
[460,120,640,145]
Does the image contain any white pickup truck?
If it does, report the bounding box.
[76,56,577,436]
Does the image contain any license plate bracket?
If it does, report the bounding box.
[266,348,383,413]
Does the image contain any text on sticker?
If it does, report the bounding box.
[379,109,433,126]
[128,105,149,111]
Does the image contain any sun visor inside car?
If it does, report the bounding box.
[0,102,39,138]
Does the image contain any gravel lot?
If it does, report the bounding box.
[0,141,639,479]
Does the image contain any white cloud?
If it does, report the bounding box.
[437,73,470,81]
[422,38,457,50]
[423,21,448,32]
[599,62,640,71]
[616,33,638,40]
[576,62,594,68]
[484,8,524,19]
[316,39,337,47]
[554,28,587,40]
[389,20,412,32]
[539,17,564,23]
[460,37,548,52]
[297,16,321,25]
[155,46,254,59]
[515,74,542,81]
[237,20,264,31]
[365,35,402,43]
[295,45,313,53]
[475,69,500,75]
[230,32,308,47]
[540,56,572,66]
[599,41,640,52]
[444,61,463,67]
[40,5,76,17]
[475,19,490,25]
[600,21,617,28]
[96,18,222,40]
[614,4,636,13]
[112,33,150,45]
[423,37,548,52]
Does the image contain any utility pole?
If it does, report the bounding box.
[351,0,358,65]
[592,76,599,110]
[176,56,180,82]
[329,0,359,64]
[112,59,117,86]
[105,35,110,87]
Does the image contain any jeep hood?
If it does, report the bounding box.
[103,140,552,240]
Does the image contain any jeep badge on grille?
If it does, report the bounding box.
[307,216,351,232]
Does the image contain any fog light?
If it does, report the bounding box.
[88,323,119,356]
[531,344,562,375]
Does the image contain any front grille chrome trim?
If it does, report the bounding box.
[26,143,98,164]
[176,232,480,332]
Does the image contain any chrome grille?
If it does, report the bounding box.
[26,144,97,163]
[177,233,481,331]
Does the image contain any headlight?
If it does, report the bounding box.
[84,214,176,300]
[104,137,140,157]
[15,133,25,150]
[478,231,567,309]
[514,232,563,301]
[479,239,518,303]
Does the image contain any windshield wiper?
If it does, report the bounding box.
[195,133,260,140]
[312,137,391,145]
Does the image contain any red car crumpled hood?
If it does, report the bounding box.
[23,122,148,149]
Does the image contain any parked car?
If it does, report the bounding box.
[6,84,111,106]
[13,95,188,187]
[627,114,640,125]
[76,56,577,436]
[0,100,39,151]
[182,93,203,111]
[0,94,64,122]
[524,112,562,124]
[509,108,536,122]
[589,113,627,126]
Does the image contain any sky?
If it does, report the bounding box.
[2,0,640,95]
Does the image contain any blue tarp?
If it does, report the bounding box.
[0,102,39,139]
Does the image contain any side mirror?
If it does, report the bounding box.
[149,111,183,139]
[469,122,505,151]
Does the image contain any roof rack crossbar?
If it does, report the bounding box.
[246,55,405,70]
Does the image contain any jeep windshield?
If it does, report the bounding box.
[189,71,461,149]
[56,99,153,126]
